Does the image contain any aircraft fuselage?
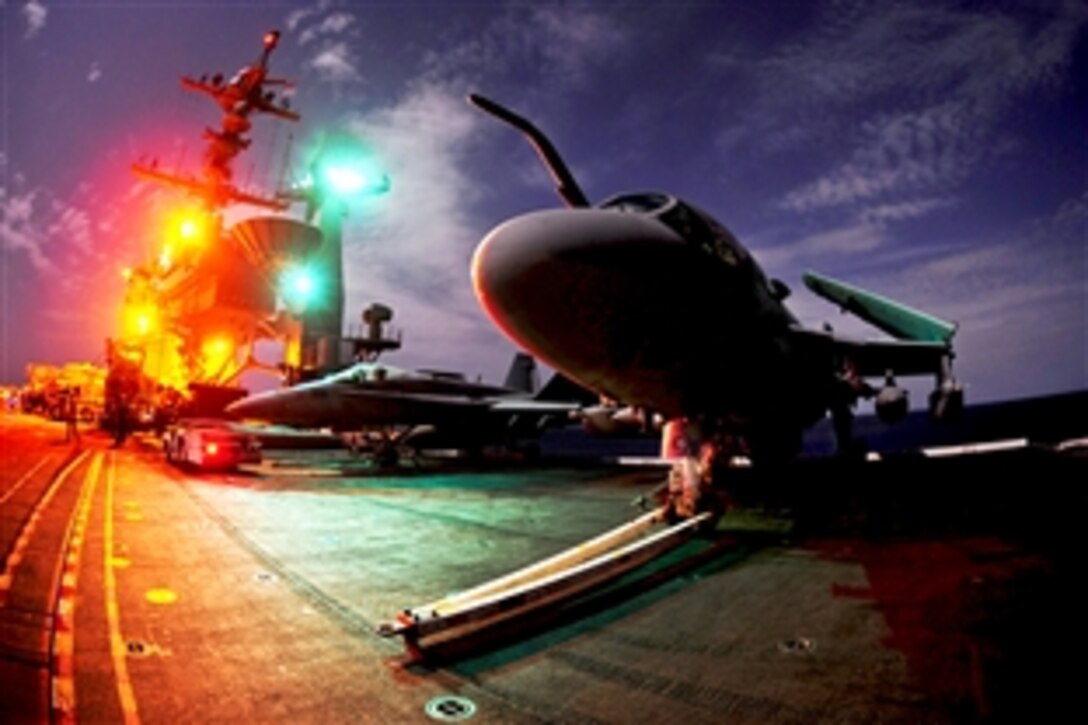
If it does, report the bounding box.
[472,198,834,446]
[227,363,523,431]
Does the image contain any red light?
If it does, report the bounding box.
[204,442,219,456]
[264,31,279,48]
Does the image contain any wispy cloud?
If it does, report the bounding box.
[762,2,1084,120]
[286,0,334,33]
[907,214,1085,398]
[0,174,128,276]
[716,1,1087,214]
[46,205,94,256]
[908,190,1086,308]
[22,0,47,39]
[780,101,981,212]
[0,171,165,373]
[337,83,493,368]
[523,5,626,87]
[286,6,317,33]
[308,42,360,83]
[419,3,627,92]
[764,220,885,269]
[299,11,354,46]
[858,198,954,225]
[760,196,953,269]
[765,2,1088,212]
[289,3,363,86]
[87,61,102,83]
[0,190,56,273]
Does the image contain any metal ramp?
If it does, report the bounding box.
[378,506,714,658]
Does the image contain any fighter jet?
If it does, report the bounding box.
[180,30,300,122]
[225,353,581,459]
[468,94,963,491]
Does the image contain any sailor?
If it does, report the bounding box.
[831,357,874,456]
[663,419,706,520]
[64,387,81,445]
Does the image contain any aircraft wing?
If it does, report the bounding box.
[803,270,957,343]
[489,399,582,414]
[339,390,578,416]
[789,326,951,378]
[341,389,491,410]
[798,270,959,378]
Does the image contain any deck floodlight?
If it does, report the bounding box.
[307,134,390,203]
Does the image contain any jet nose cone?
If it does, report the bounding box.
[473,210,575,307]
[227,386,317,424]
[471,208,693,393]
[473,207,678,316]
[473,209,627,353]
[224,390,277,419]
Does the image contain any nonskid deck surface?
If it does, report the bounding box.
[1,413,1081,723]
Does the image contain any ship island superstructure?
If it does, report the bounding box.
[97,29,394,433]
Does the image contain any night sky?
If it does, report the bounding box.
[2,1,1085,405]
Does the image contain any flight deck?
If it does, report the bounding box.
[1,411,1083,723]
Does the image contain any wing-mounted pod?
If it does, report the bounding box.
[468,94,590,208]
[874,371,909,424]
[578,403,662,436]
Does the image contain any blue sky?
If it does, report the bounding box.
[1,0,1085,404]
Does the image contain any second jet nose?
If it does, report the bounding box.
[226,385,322,424]
[224,389,284,420]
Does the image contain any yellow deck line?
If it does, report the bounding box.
[0,455,52,506]
[105,452,141,724]
[51,452,103,723]
[0,450,90,601]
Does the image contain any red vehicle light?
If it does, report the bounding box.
[204,442,220,456]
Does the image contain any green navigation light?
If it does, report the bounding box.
[281,265,320,310]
